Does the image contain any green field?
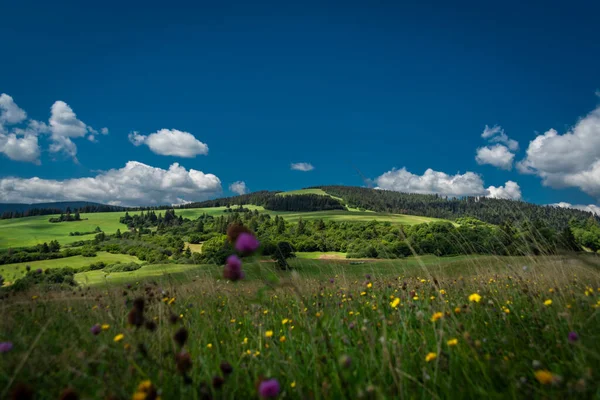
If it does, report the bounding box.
[0,251,141,283]
[69,254,571,287]
[0,206,449,250]
[3,254,599,399]
[75,263,208,286]
[0,212,135,249]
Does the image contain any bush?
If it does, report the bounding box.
[10,268,77,292]
[78,261,107,272]
[104,262,141,273]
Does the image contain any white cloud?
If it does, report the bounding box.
[375,167,521,200]
[552,202,600,215]
[129,129,208,158]
[0,94,27,127]
[229,181,248,195]
[291,162,314,171]
[475,144,515,170]
[0,161,222,206]
[481,125,503,139]
[516,105,600,200]
[489,133,519,151]
[0,133,40,164]
[486,180,522,200]
[49,101,88,138]
[0,94,107,163]
[477,125,518,170]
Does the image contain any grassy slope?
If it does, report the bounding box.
[72,254,551,287]
[0,251,141,283]
[0,205,449,250]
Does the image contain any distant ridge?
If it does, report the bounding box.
[0,201,123,214]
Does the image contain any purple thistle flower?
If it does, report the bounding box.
[90,324,101,335]
[235,233,260,254]
[258,379,280,398]
[36,268,43,274]
[568,331,579,343]
[0,342,13,353]
[329,278,334,284]
[223,255,244,281]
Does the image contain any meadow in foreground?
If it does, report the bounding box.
[1,252,599,399]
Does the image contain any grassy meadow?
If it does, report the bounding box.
[0,251,141,283]
[0,207,448,250]
[1,254,599,399]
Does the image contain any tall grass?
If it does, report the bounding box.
[1,252,599,399]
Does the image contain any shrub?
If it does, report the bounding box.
[104,262,141,273]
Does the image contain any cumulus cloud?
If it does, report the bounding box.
[0,94,42,163]
[291,162,314,171]
[516,105,600,200]
[375,167,521,200]
[552,202,600,215]
[486,181,522,200]
[477,125,518,169]
[128,129,208,158]
[0,134,40,164]
[0,161,221,206]
[481,125,500,139]
[229,181,249,195]
[0,94,27,127]
[0,93,107,163]
[475,144,515,170]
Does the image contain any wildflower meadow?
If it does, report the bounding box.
[1,227,599,399]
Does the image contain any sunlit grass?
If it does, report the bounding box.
[2,254,599,398]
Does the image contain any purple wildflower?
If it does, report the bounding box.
[90,324,101,335]
[329,278,334,284]
[258,379,280,398]
[235,233,260,254]
[568,331,579,343]
[0,342,13,353]
[223,255,244,281]
[36,268,43,274]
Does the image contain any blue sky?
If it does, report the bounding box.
[0,0,599,210]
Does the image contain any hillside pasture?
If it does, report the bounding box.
[0,206,450,250]
[0,251,141,283]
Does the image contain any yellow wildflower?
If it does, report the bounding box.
[447,338,458,346]
[425,352,437,362]
[390,298,400,308]
[439,289,446,295]
[469,293,482,303]
[290,381,296,388]
[534,370,556,385]
[265,330,274,338]
[367,282,372,288]
[454,307,461,313]
[207,343,213,349]
[282,318,289,325]
[279,336,286,343]
[168,297,176,305]
[544,299,552,306]
[113,334,124,342]
[101,324,110,331]
[431,312,443,322]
